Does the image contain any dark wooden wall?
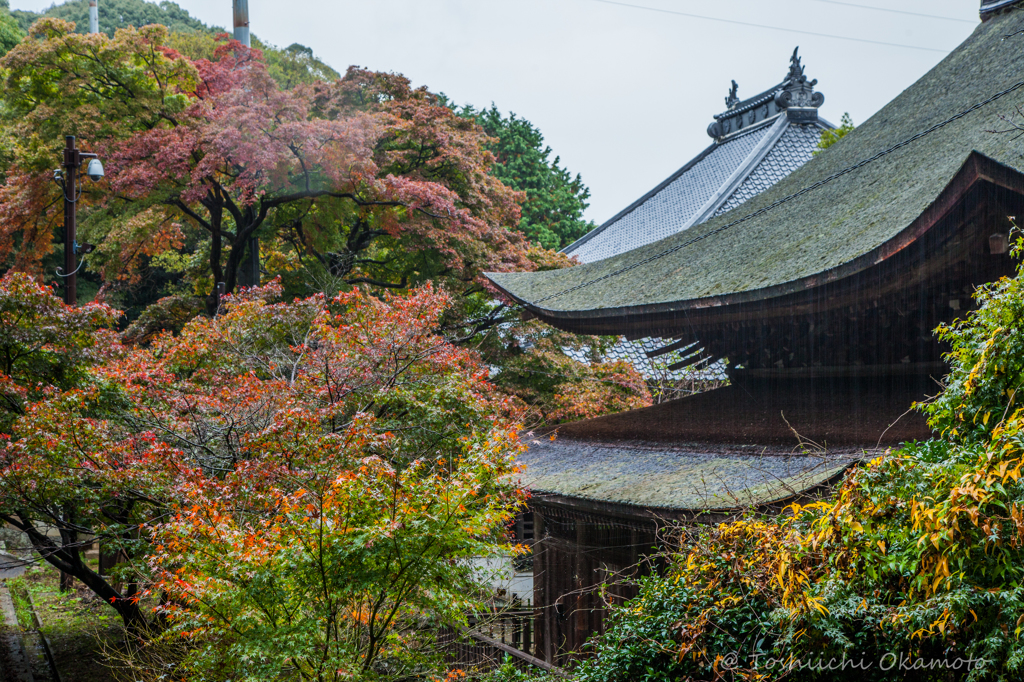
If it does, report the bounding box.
[530,502,667,667]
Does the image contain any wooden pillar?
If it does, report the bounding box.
[574,518,590,660]
[533,509,552,664]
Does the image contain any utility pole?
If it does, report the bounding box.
[59,136,79,590]
[233,0,250,47]
[88,0,98,34]
[62,136,80,306]
[232,0,259,287]
[59,136,101,306]
[57,136,102,592]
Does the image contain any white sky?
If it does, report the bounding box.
[12,0,982,224]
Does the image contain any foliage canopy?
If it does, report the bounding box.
[0,0,23,57]
[0,274,527,680]
[0,20,647,427]
[0,22,550,313]
[11,0,213,37]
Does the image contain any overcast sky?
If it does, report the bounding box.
[12,0,982,224]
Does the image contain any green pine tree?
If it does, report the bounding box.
[457,104,596,250]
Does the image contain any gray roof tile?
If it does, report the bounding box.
[713,123,823,217]
[517,438,857,510]
[565,124,774,263]
[564,336,728,381]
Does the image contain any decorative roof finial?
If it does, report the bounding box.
[725,80,740,109]
[708,48,824,139]
[787,47,805,82]
[775,47,823,113]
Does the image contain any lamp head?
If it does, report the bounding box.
[85,158,104,182]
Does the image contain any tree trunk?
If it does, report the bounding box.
[3,514,151,632]
[205,202,226,315]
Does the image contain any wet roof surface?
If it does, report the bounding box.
[490,11,1024,315]
[517,437,859,510]
[513,378,931,510]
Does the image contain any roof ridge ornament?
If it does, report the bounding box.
[775,47,825,111]
[725,80,740,109]
[787,47,806,81]
[708,47,825,139]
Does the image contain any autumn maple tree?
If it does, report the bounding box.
[0,273,526,679]
[0,19,652,426]
[0,20,547,315]
[482,319,652,426]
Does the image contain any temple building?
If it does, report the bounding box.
[562,49,834,381]
[493,1,1024,667]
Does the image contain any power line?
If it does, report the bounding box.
[812,0,976,25]
[527,76,1024,308]
[578,0,951,53]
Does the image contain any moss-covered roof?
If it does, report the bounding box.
[517,438,858,511]
[488,10,1024,318]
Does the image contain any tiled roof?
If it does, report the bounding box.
[564,124,775,263]
[517,438,857,510]
[564,48,831,266]
[561,116,828,265]
[558,58,830,378]
[564,336,728,381]
[713,122,824,217]
[487,11,1024,323]
[981,0,1022,16]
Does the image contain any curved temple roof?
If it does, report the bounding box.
[489,10,1024,329]
[564,50,831,264]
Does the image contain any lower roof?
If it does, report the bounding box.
[517,377,932,512]
[519,438,855,512]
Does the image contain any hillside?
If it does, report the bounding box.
[6,0,340,87]
[10,0,217,36]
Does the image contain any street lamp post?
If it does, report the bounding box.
[57,135,102,306]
